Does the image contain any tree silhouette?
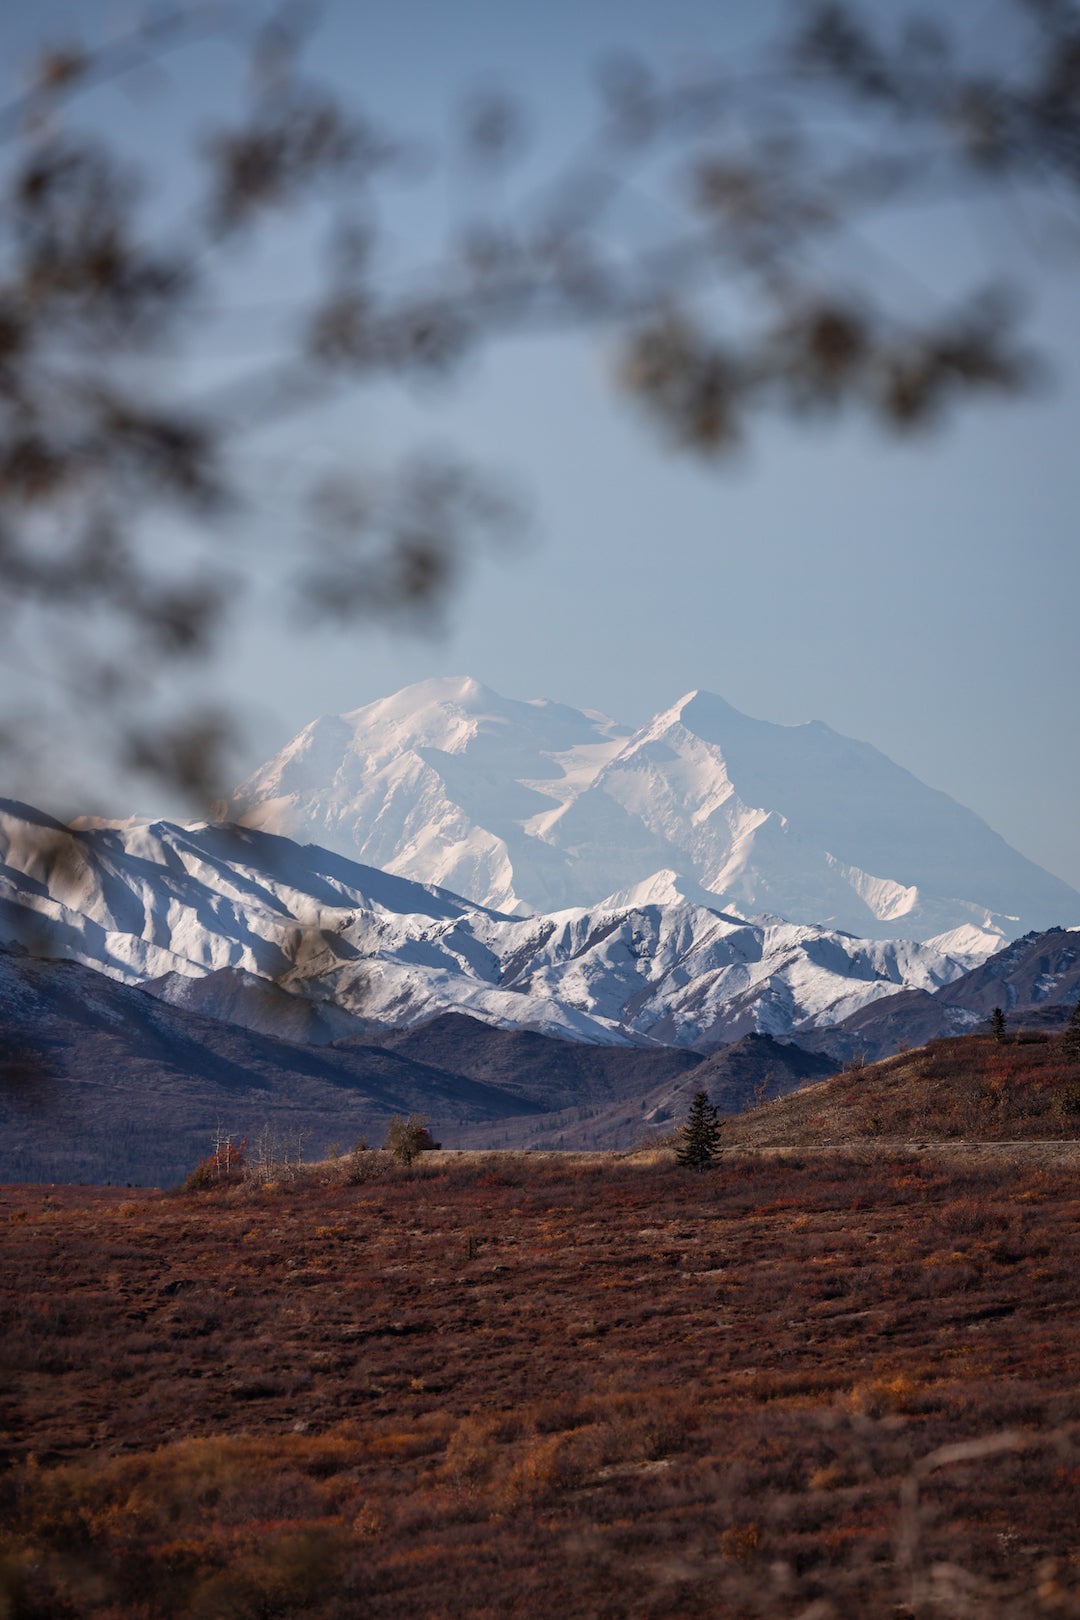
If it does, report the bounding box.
[676,1090,722,1170]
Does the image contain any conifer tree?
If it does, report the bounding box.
[676,1091,722,1170]
[1060,1000,1080,1065]
[990,1007,1007,1042]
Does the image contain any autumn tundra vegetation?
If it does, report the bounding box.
[2,1029,1080,1618]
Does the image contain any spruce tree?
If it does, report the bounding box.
[676,1091,722,1170]
[1061,999,1080,1065]
[990,1006,1007,1042]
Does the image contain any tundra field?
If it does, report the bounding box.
[2,1037,1080,1618]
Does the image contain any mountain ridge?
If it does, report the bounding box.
[0,944,700,1182]
[5,924,1076,1177]
[234,676,1078,943]
[806,925,1080,1064]
[0,798,990,1052]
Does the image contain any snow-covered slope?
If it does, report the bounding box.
[234,677,1079,944]
[233,677,631,917]
[0,799,993,1049]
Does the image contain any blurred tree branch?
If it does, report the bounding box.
[0,0,1076,807]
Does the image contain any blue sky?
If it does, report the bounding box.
[3,1,1079,896]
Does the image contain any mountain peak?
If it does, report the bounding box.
[342,674,494,724]
[235,680,1080,941]
[634,688,747,741]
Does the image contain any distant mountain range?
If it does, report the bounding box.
[2,925,1075,1180]
[0,799,993,1051]
[234,676,1080,945]
[3,675,1077,1183]
[810,926,1080,1065]
[0,946,699,1182]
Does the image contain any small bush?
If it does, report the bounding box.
[181,1136,246,1192]
[439,1417,499,1497]
[383,1114,439,1165]
[939,1198,1009,1235]
[342,1148,385,1185]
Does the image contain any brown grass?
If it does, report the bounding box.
[2,1134,1080,1616]
[722,1031,1080,1150]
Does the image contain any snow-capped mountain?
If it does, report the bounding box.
[0,799,990,1049]
[234,677,1078,945]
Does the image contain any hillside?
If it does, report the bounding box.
[721,1031,1080,1150]
[6,919,1079,1181]
[442,1032,837,1152]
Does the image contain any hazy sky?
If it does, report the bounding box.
[3,2,1079,897]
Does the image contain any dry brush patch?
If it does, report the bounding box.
[1,1151,1080,1617]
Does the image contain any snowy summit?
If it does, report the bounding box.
[235,677,1078,948]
